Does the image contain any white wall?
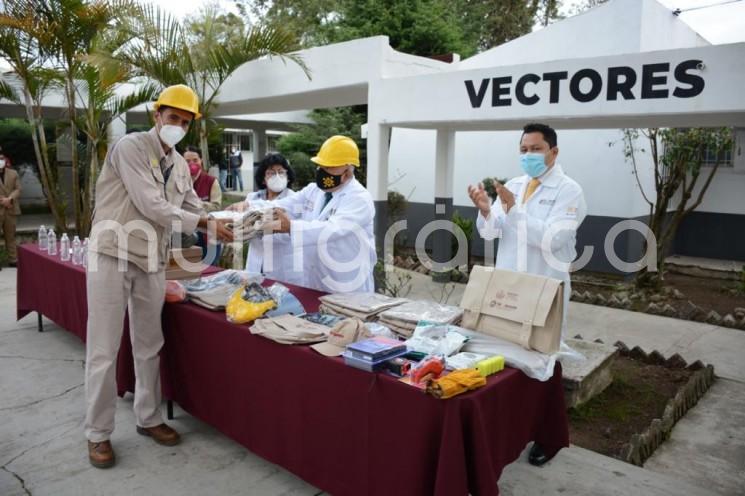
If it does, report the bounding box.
[387,129,437,201]
[692,168,745,215]
[388,128,659,219]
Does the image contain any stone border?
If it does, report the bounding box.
[390,256,745,328]
[611,341,717,467]
[570,289,745,331]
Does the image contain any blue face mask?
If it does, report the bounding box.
[520,153,548,178]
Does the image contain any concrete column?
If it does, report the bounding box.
[249,128,267,192]
[252,128,267,163]
[366,122,391,252]
[432,129,456,282]
[107,114,127,149]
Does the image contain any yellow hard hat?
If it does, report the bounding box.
[311,135,360,167]
[153,84,201,119]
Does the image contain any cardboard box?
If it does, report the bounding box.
[166,247,207,280]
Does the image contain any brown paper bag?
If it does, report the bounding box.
[459,266,564,354]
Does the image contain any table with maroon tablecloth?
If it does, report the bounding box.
[16,243,569,496]
[16,243,137,395]
[15,243,220,396]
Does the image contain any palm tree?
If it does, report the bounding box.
[0,1,68,231]
[89,2,309,169]
[31,0,117,233]
[1,0,157,235]
[75,66,159,235]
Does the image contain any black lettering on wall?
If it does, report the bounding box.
[465,79,490,108]
[673,59,705,98]
[641,63,669,99]
[570,69,603,103]
[607,66,637,100]
[515,73,540,105]
[492,76,512,107]
[542,71,568,104]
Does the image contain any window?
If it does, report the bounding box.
[734,128,745,172]
[701,143,732,168]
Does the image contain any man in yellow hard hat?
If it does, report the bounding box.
[84,84,233,469]
[231,135,376,293]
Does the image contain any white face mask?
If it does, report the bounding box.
[158,124,187,147]
[0,159,5,169]
[267,174,288,193]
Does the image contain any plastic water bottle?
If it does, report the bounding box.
[38,225,47,250]
[71,235,82,265]
[60,233,70,261]
[47,230,57,256]
[82,238,89,268]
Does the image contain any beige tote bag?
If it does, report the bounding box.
[460,266,564,354]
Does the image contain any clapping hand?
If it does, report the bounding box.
[467,183,492,217]
[493,182,515,214]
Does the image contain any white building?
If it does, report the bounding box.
[214,0,745,274]
[369,0,745,272]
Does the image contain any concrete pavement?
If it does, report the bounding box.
[1,267,744,495]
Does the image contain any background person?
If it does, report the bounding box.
[0,150,21,267]
[185,145,222,265]
[217,149,229,191]
[229,147,243,191]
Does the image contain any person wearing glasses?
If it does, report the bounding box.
[228,153,298,283]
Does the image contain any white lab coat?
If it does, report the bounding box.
[270,177,376,293]
[477,164,587,334]
[245,188,301,285]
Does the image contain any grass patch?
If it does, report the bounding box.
[568,355,693,460]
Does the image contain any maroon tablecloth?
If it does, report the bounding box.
[17,243,569,495]
[15,243,219,395]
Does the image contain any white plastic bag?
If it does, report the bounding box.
[405,323,468,357]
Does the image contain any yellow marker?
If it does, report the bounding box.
[475,355,505,377]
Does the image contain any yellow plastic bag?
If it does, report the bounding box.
[226,284,277,324]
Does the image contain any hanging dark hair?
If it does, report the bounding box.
[254,153,295,190]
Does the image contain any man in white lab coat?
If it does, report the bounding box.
[252,135,376,293]
[468,122,586,465]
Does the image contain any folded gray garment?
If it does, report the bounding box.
[318,292,408,314]
[380,317,462,338]
[379,322,416,338]
[231,208,281,243]
[250,314,329,345]
[378,317,419,331]
[190,298,222,311]
[189,284,242,311]
[379,300,463,326]
[318,302,380,321]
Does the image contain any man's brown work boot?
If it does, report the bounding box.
[88,440,115,469]
[136,423,181,446]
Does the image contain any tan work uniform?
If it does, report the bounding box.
[0,167,21,263]
[85,127,204,442]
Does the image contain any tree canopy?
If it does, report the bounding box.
[238,0,564,58]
